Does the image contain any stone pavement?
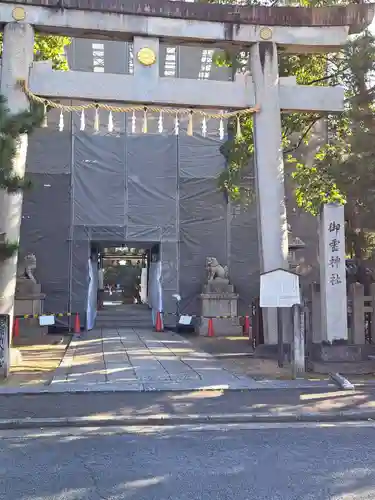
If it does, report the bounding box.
[48,328,333,392]
[51,328,261,391]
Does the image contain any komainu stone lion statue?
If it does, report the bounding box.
[17,253,37,283]
[206,257,229,281]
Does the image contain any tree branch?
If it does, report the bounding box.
[305,66,349,86]
[284,117,321,154]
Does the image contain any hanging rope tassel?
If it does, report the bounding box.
[158,110,163,134]
[131,111,136,134]
[142,107,148,134]
[236,115,242,140]
[202,116,207,137]
[108,111,114,133]
[80,110,85,131]
[41,102,48,128]
[94,106,100,132]
[187,111,193,136]
[58,110,64,132]
[219,116,225,140]
[174,113,179,136]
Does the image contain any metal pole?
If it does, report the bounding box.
[277,307,284,368]
[292,303,305,378]
[0,314,10,379]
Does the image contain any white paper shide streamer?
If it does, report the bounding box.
[219,114,225,140]
[142,107,148,134]
[58,111,64,132]
[41,102,48,128]
[47,106,240,138]
[80,110,85,131]
[158,110,163,134]
[108,111,114,133]
[94,106,100,132]
[201,116,207,137]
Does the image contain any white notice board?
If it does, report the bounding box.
[39,315,55,326]
[260,269,300,308]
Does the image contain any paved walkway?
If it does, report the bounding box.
[0,328,336,394]
[45,328,332,393]
[51,328,261,391]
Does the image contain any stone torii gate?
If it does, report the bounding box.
[0,0,373,362]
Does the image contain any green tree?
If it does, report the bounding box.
[217,49,328,202]
[213,0,375,258]
[291,32,375,258]
[0,33,71,70]
[33,34,71,70]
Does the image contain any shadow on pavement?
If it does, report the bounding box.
[0,386,375,421]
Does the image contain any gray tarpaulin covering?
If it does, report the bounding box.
[20,39,259,326]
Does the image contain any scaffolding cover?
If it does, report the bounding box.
[20,39,260,325]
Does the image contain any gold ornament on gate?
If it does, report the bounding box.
[137,47,157,66]
[259,27,272,40]
[12,6,26,21]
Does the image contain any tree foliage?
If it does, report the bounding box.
[33,34,71,70]
[214,31,330,203]
[213,0,375,257]
[291,32,375,257]
[0,33,71,70]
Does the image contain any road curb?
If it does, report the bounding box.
[0,380,335,395]
[1,409,375,430]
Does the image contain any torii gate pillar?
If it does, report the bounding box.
[251,41,288,345]
[0,22,34,376]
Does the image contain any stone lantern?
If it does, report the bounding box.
[287,225,306,272]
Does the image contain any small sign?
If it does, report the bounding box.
[39,315,55,326]
[260,268,300,308]
[179,315,192,325]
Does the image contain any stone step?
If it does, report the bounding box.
[97,315,151,321]
[96,316,151,322]
[96,306,153,329]
[96,320,152,326]
[97,322,152,326]
[98,309,151,316]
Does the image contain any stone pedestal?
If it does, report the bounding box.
[196,279,242,337]
[308,342,375,374]
[15,279,45,324]
[9,278,46,368]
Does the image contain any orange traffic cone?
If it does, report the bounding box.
[155,311,164,332]
[74,313,81,334]
[13,318,19,338]
[243,315,250,337]
[208,318,214,337]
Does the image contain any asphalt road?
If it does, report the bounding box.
[1,422,375,499]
